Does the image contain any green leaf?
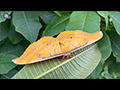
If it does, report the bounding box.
[100,66,113,79]
[0,38,6,45]
[0,11,12,23]
[0,68,18,79]
[11,43,101,79]
[97,11,108,29]
[87,61,103,79]
[116,57,120,63]
[88,31,112,79]
[8,23,24,44]
[66,11,100,33]
[104,54,120,74]
[0,53,17,74]
[108,11,120,35]
[42,12,70,37]
[0,19,11,41]
[12,11,42,43]
[112,70,120,79]
[106,30,120,62]
[53,11,61,17]
[37,11,54,25]
[98,31,112,62]
[0,41,26,56]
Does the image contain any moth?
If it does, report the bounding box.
[12,30,103,64]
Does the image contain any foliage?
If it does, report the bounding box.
[12,43,101,79]
[0,11,120,79]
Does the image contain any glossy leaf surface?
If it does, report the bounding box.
[12,11,42,43]
[12,43,101,79]
[66,11,100,33]
[98,31,112,62]
[108,11,120,35]
[0,53,17,74]
[106,30,120,62]
[0,19,10,42]
[97,11,108,29]
[42,12,70,37]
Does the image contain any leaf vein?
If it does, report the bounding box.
[82,11,87,30]
[48,16,70,32]
[109,13,120,24]
[22,11,32,41]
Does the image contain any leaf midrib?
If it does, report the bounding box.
[22,11,32,41]
[82,11,87,30]
[111,39,120,51]
[38,11,52,21]
[33,43,96,79]
[109,12,120,24]
[45,16,70,35]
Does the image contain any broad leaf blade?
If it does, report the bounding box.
[98,31,112,62]
[8,23,24,44]
[88,31,112,79]
[53,11,61,17]
[42,12,70,37]
[104,55,120,75]
[97,11,108,29]
[66,11,100,33]
[37,11,54,25]
[87,61,103,79]
[0,53,17,74]
[0,19,11,42]
[108,11,120,35]
[0,69,18,79]
[12,11,42,43]
[0,41,26,56]
[12,43,101,79]
[106,30,120,62]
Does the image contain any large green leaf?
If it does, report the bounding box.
[97,11,108,29]
[12,11,42,43]
[0,41,26,57]
[0,68,18,79]
[98,31,112,62]
[42,12,70,37]
[66,11,100,33]
[104,54,120,75]
[106,30,120,62]
[0,53,17,74]
[87,31,112,79]
[12,43,101,79]
[37,11,54,25]
[87,61,103,79]
[53,11,61,17]
[0,19,11,42]
[108,11,120,35]
[8,23,24,44]
[101,54,120,79]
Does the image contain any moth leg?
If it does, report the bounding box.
[61,54,71,61]
[69,53,74,58]
[60,54,74,62]
[60,55,66,62]
[67,54,74,59]
[67,55,70,58]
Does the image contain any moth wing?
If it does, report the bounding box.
[57,31,74,53]
[68,30,103,50]
[12,37,63,64]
